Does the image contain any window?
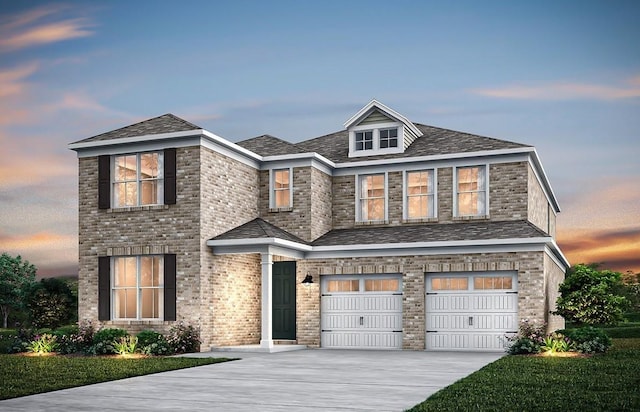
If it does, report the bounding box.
[405,170,435,219]
[112,256,164,320]
[113,152,164,207]
[456,166,487,216]
[271,168,292,208]
[474,276,513,290]
[355,131,373,151]
[358,174,386,222]
[379,128,398,148]
[365,278,400,292]
[326,279,359,292]
[431,277,469,291]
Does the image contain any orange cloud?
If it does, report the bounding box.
[557,227,640,274]
[0,62,39,98]
[0,5,94,52]
[0,231,74,250]
[471,75,640,101]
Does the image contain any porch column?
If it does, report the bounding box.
[260,252,274,349]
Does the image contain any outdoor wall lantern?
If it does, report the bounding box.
[302,273,314,285]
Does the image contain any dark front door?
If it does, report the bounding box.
[272,261,296,340]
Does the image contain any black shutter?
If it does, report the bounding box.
[164,254,177,321]
[164,148,176,205]
[98,155,110,209]
[98,256,111,320]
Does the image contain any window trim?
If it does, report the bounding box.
[355,172,388,223]
[348,122,404,157]
[111,151,164,208]
[453,164,489,218]
[269,167,293,210]
[403,169,437,220]
[111,255,164,321]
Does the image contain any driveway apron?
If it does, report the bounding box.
[0,349,502,411]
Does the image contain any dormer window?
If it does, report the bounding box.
[379,128,398,149]
[355,131,373,151]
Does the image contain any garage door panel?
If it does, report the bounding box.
[426,272,518,352]
[321,275,403,349]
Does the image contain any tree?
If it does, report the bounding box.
[27,277,77,328]
[0,253,37,328]
[554,263,629,326]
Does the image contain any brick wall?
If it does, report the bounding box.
[332,175,355,229]
[298,251,548,350]
[544,253,565,332]
[527,163,550,233]
[490,162,528,221]
[310,167,332,240]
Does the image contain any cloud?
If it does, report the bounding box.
[0,231,78,277]
[0,5,94,52]
[557,226,640,273]
[0,62,39,99]
[471,76,640,101]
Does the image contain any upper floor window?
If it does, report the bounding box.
[113,152,164,207]
[379,128,398,149]
[455,165,487,216]
[405,170,435,219]
[112,256,164,320]
[357,173,386,222]
[355,131,373,151]
[270,168,292,209]
[349,124,403,157]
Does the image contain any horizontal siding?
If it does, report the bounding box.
[359,110,392,125]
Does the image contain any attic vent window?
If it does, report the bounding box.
[355,131,373,151]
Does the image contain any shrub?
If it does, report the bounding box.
[112,336,138,355]
[562,326,611,354]
[53,322,95,355]
[26,333,58,354]
[137,330,172,356]
[89,328,129,355]
[540,332,571,354]
[506,319,545,355]
[166,323,201,354]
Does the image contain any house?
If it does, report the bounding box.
[69,100,568,352]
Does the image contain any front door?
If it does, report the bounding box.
[272,261,296,340]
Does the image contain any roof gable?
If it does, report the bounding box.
[71,113,201,144]
[344,99,423,141]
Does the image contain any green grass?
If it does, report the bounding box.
[406,338,640,411]
[0,355,232,400]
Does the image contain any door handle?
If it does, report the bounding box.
[468,316,473,326]
[360,316,364,326]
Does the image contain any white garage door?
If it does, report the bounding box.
[321,275,403,349]
[425,273,518,351]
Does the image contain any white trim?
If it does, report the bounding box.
[546,240,571,269]
[453,164,489,218]
[403,168,437,220]
[269,167,293,209]
[348,123,405,158]
[529,150,561,212]
[343,99,423,138]
[355,172,388,223]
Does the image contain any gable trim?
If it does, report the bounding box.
[343,99,423,138]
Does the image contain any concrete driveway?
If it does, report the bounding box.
[0,349,502,411]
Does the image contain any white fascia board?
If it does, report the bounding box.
[529,149,561,213]
[206,237,312,251]
[261,152,335,175]
[200,130,262,162]
[546,240,571,269]
[72,136,203,158]
[333,149,532,176]
[343,99,423,137]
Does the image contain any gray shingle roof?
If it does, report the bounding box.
[236,135,304,157]
[311,220,548,246]
[294,124,530,163]
[210,218,309,244]
[210,219,548,248]
[72,114,201,144]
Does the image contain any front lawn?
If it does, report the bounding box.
[407,338,640,411]
[0,355,231,400]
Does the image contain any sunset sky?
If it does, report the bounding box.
[0,1,638,277]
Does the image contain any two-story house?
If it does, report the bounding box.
[69,100,568,352]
